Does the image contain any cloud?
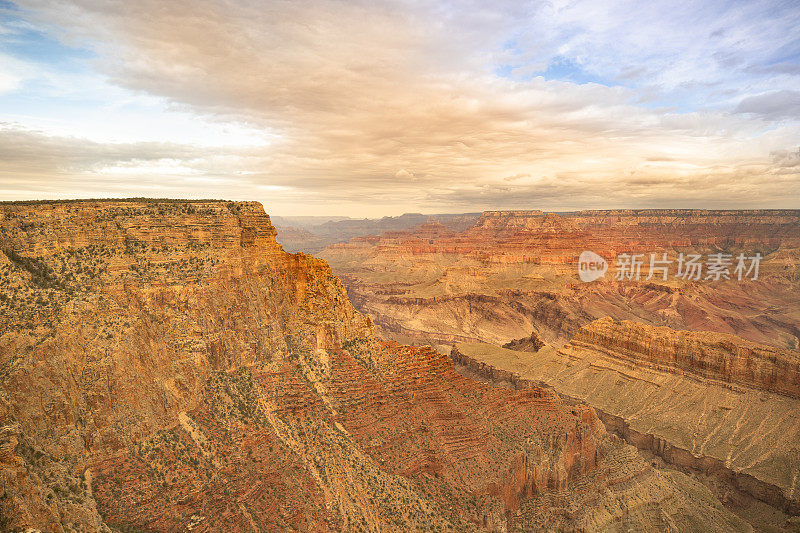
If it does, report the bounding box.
[1,0,799,215]
[395,169,415,180]
[0,51,36,93]
[771,148,800,168]
[425,164,800,211]
[0,125,264,198]
[735,90,800,120]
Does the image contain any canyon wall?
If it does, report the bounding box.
[451,319,800,520]
[0,199,365,530]
[0,200,748,532]
[321,209,800,351]
[572,317,800,399]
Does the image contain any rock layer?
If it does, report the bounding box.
[321,209,800,351]
[572,317,800,399]
[452,318,800,519]
[0,200,749,532]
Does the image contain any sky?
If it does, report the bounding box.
[0,0,798,217]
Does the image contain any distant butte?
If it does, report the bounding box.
[320,208,800,351]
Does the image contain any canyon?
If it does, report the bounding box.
[451,318,800,530]
[306,207,800,530]
[316,209,800,352]
[273,213,480,254]
[0,200,752,532]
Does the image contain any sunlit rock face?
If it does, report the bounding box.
[452,317,800,523]
[0,199,371,531]
[0,200,750,532]
[571,317,800,399]
[320,209,800,352]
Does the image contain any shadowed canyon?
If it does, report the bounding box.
[0,201,797,532]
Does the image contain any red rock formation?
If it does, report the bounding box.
[0,199,371,531]
[321,208,800,350]
[571,317,800,398]
[0,200,694,532]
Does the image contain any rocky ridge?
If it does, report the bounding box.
[320,209,800,351]
[451,318,800,527]
[0,200,748,532]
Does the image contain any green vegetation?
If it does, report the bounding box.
[3,249,66,290]
[342,336,378,373]
[206,368,267,425]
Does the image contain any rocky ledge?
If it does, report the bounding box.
[452,318,800,524]
[0,200,749,532]
[573,317,800,399]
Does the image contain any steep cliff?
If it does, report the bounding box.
[0,200,746,532]
[321,209,800,351]
[572,317,800,399]
[0,199,369,531]
[452,318,800,526]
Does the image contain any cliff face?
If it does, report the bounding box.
[0,200,371,531]
[0,199,370,444]
[452,318,800,520]
[565,209,800,249]
[0,200,705,532]
[570,209,800,228]
[333,208,800,261]
[321,209,800,351]
[572,317,800,399]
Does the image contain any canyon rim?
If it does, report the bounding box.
[2,0,800,531]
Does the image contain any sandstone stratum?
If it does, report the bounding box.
[274,213,481,254]
[452,318,800,530]
[318,209,800,352]
[0,200,751,532]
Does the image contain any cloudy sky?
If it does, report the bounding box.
[0,0,798,216]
